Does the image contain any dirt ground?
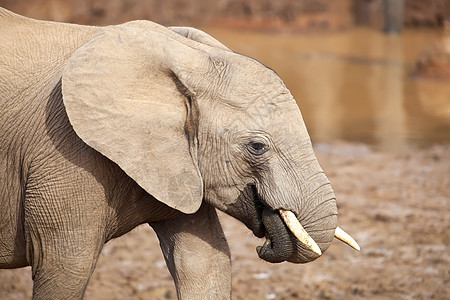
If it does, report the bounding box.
[0,141,448,299]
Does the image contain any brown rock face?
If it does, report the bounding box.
[0,0,447,31]
[416,36,450,80]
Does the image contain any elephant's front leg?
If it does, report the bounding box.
[150,203,231,300]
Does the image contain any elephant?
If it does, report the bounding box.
[0,8,359,299]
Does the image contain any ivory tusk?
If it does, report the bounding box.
[279,209,322,256]
[334,227,360,251]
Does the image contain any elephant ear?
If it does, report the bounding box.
[169,26,232,51]
[62,24,210,214]
[120,21,231,51]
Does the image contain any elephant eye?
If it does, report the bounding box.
[248,142,268,156]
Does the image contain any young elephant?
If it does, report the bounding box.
[0,8,359,299]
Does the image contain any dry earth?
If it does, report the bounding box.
[1,142,449,299]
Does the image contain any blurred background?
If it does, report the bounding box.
[0,1,449,299]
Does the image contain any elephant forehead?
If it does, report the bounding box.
[213,52,289,105]
[228,96,303,129]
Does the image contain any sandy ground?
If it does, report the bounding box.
[1,142,448,299]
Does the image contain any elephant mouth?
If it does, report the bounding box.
[225,184,360,264]
[226,185,323,263]
[237,180,322,263]
[253,191,359,264]
[256,208,296,263]
[256,207,325,263]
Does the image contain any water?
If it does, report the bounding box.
[204,27,450,151]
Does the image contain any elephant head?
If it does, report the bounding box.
[62,21,358,264]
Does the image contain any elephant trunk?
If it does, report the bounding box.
[257,209,295,263]
[257,163,340,264]
[265,161,360,263]
[286,181,338,263]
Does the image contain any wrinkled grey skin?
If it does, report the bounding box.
[0,8,337,300]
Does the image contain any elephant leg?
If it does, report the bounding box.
[24,188,105,299]
[25,216,104,300]
[150,202,231,300]
[26,221,104,300]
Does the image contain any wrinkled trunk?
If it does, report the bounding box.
[257,149,338,264]
[257,209,294,263]
[287,181,337,263]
